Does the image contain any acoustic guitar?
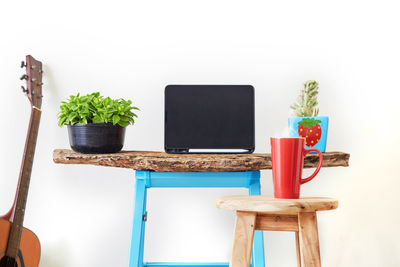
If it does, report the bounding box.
[0,55,43,267]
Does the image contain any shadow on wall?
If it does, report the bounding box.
[39,240,71,267]
[42,64,63,109]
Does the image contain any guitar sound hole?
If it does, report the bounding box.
[0,256,17,267]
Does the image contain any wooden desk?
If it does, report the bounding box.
[53,150,349,172]
[53,150,349,267]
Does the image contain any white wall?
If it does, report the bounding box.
[1,0,399,266]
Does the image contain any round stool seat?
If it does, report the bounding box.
[216,196,338,214]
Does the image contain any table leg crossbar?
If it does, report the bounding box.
[129,171,265,267]
[144,263,229,267]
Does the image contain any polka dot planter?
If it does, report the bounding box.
[288,116,329,153]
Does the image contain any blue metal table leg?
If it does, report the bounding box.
[129,170,265,267]
[247,172,266,267]
[129,171,149,267]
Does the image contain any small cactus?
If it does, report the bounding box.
[290,80,320,117]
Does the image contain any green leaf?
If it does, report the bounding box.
[92,115,103,123]
[112,115,120,125]
[58,116,67,126]
[119,120,129,127]
[68,112,77,121]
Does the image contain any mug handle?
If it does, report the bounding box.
[300,148,323,184]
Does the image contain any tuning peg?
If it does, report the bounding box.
[20,74,28,80]
[21,86,27,93]
[20,61,26,68]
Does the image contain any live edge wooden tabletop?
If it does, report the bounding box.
[53,149,349,172]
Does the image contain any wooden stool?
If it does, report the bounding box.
[215,196,338,267]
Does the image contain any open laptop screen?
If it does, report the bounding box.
[165,85,255,153]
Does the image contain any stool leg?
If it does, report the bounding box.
[248,173,265,267]
[129,176,148,267]
[295,232,302,267]
[298,212,321,267]
[230,211,257,267]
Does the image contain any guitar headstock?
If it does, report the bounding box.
[20,55,43,109]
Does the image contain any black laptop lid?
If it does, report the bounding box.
[165,85,255,153]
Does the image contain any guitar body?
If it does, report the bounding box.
[0,220,40,267]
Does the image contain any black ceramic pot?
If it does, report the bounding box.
[67,123,126,154]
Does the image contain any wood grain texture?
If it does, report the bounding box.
[230,211,256,267]
[216,196,338,214]
[298,212,321,267]
[255,214,299,231]
[53,149,349,172]
[0,219,41,266]
[296,232,302,267]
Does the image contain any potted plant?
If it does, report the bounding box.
[58,92,139,153]
[288,80,328,152]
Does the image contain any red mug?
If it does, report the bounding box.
[270,137,323,199]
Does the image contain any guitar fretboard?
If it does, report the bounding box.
[6,108,41,258]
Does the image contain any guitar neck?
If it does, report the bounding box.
[6,107,41,258]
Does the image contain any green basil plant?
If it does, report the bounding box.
[58,92,139,127]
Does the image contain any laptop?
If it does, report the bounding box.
[164,85,255,153]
